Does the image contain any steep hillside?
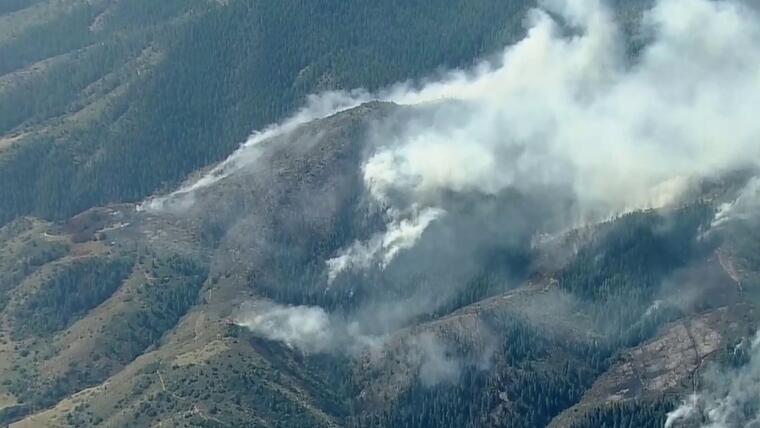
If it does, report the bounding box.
[2,0,759,427]
[0,0,541,226]
[0,101,756,427]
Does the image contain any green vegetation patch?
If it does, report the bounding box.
[10,256,134,339]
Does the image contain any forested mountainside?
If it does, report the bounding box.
[0,0,542,226]
[0,102,757,428]
[2,0,760,427]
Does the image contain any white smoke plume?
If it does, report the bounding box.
[235,301,485,386]
[713,177,760,229]
[326,206,445,283]
[141,90,374,212]
[233,301,332,353]
[665,394,700,428]
[361,0,760,215]
[642,299,664,319]
[665,332,760,428]
[414,332,462,387]
[234,300,383,355]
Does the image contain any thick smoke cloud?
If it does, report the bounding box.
[234,301,383,355]
[713,177,760,229]
[325,206,445,283]
[234,301,478,386]
[665,333,760,428]
[414,332,462,387]
[361,0,760,215]
[235,301,332,353]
